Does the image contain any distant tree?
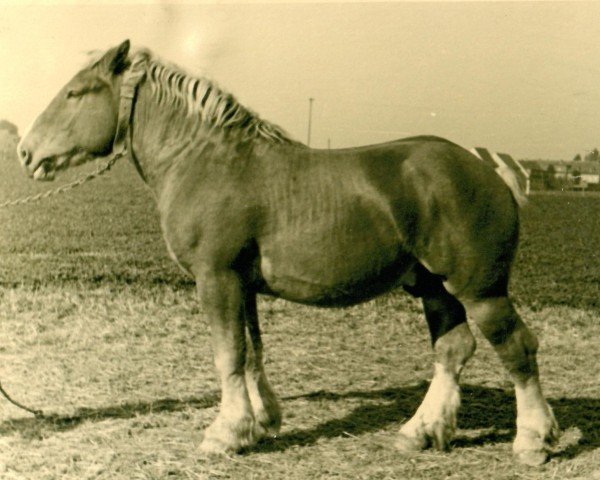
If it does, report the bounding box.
[0,119,18,136]
[584,148,599,162]
[573,153,582,162]
[572,169,581,184]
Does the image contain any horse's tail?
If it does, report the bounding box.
[496,164,528,208]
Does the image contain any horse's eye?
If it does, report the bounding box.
[66,89,83,99]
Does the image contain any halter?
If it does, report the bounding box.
[112,54,147,158]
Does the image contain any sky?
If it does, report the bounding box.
[1,1,600,160]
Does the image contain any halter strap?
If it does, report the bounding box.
[112,55,147,156]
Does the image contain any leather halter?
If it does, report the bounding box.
[111,55,147,163]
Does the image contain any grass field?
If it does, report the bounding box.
[0,158,598,479]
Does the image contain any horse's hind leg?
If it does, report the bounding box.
[463,296,559,466]
[244,294,282,437]
[397,270,476,452]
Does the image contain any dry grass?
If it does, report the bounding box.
[0,285,598,479]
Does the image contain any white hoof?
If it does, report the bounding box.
[397,417,455,452]
[515,449,549,467]
[395,432,428,452]
[199,414,256,454]
[254,404,282,438]
[513,404,560,466]
[397,365,460,452]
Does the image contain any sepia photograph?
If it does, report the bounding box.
[0,1,598,479]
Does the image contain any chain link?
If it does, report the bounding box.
[0,152,125,209]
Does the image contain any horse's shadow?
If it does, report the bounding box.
[1,384,596,459]
[252,384,597,459]
[0,393,220,440]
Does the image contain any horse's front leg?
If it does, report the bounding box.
[197,268,257,454]
[244,293,282,437]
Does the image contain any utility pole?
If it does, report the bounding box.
[307,97,314,147]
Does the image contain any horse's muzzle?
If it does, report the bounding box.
[32,160,55,181]
[17,139,56,181]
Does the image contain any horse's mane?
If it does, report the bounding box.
[130,49,298,145]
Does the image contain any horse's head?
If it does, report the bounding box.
[18,40,131,180]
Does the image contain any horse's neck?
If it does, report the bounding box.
[129,80,221,193]
[127,77,304,201]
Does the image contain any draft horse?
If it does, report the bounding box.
[18,41,559,465]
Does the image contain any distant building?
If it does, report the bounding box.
[520,159,600,191]
[571,162,600,186]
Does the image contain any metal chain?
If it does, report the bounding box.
[0,152,125,209]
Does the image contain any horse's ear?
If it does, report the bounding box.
[98,40,131,75]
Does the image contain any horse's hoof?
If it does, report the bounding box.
[254,423,278,440]
[199,415,256,455]
[199,435,234,455]
[515,449,548,467]
[547,421,561,447]
[255,412,282,439]
[395,433,427,452]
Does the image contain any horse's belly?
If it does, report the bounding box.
[258,224,414,307]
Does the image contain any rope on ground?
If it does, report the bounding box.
[0,380,44,417]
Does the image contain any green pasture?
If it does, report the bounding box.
[0,159,598,479]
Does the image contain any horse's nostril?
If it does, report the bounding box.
[18,146,32,166]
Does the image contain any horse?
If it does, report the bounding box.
[17,40,559,465]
